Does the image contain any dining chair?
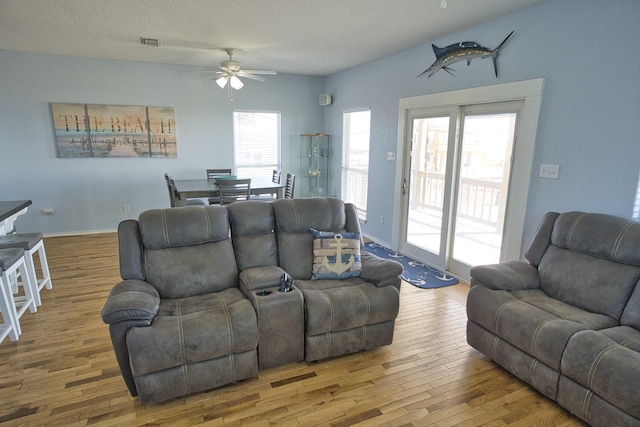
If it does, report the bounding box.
[284,173,296,199]
[165,173,206,207]
[252,170,281,202]
[164,173,177,206]
[216,178,252,205]
[206,169,233,204]
[272,169,282,184]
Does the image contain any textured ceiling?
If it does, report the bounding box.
[0,0,543,76]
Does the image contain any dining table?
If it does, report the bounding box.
[0,200,32,236]
[172,177,284,206]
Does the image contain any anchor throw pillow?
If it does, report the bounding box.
[310,228,362,280]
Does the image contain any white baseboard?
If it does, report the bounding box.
[362,233,393,250]
[43,228,117,238]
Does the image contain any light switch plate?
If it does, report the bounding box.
[539,163,560,179]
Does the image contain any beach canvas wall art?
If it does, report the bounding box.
[51,102,177,158]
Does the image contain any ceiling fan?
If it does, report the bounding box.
[188,48,277,90]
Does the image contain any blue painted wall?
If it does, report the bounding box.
[0,51,323,234]
[324,0,640,252]
[1,0,639,261]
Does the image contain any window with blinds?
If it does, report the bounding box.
[233,110,281,180]
[342,110,371,221]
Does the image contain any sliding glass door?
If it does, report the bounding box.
[449,104,519,277]
[402,108,457,269]
[399,101,522,280]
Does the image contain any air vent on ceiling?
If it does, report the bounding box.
[140,37,160,47]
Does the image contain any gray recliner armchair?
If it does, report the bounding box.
[101,206,258,404]
[467,211,640,426]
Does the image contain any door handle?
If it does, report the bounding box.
[402,178,408,195]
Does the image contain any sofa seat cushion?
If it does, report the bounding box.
[295,278,399,336]
[561,326,640,420]
[127,287,258,377]
[467,286,617,370]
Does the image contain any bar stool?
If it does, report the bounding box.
[0,233,52,307]
[0,248,37,340]
[0,270,19,343]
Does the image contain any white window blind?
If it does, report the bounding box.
[342,110,371,221]
[233,110,281,180]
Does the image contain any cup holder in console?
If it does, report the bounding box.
[256,290,272,296]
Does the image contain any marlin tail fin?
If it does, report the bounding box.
[496,30,515,52]
[492,30,514,77]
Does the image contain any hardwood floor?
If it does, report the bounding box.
[0,233,587,426]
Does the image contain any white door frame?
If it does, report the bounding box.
[393,79,544,274]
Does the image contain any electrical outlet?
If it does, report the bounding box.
[42,208,54,215]
[539,164,560,179]
[379,215,384,224]
[122,205,131,213]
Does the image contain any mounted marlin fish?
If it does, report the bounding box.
[418,30,514,78]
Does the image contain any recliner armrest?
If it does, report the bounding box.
[360,252,403,288]
[470,260,540,291]
[239,265,288,295]
[101,279,160,325]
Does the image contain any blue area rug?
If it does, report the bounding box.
[364,242,459,289]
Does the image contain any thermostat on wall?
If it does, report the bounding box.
[318,94,332,106]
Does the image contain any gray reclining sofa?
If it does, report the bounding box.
[467,211,640,427]
[102,197,402,404]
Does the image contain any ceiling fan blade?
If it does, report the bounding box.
[180,70,220,74]
[242,69,277,75]
[237,72,267,82]
[180,67,230,74]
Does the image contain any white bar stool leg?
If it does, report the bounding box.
[0,272,20,342]
[0,247,37,340]
[34,240,52,291]
[0,233,53,307]
[11,255,38,320]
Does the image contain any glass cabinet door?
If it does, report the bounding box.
[300,134,329,197]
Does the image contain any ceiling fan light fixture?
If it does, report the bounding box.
[216,75,229,88]
[230,75,244,90]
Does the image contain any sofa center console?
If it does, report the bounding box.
[246,278,304,369]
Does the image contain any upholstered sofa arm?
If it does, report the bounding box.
[470,260,540,291]
[101,279,160,325]
[360,252,403,288]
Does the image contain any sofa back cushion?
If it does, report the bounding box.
[536,211,640,320]
[273,198,361,280]
[136,206,238,299]
[227,201,278,271]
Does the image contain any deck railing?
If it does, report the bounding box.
[411,171,502,228]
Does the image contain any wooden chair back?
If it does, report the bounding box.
[284,173,295,199]
[217,179,252,205]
